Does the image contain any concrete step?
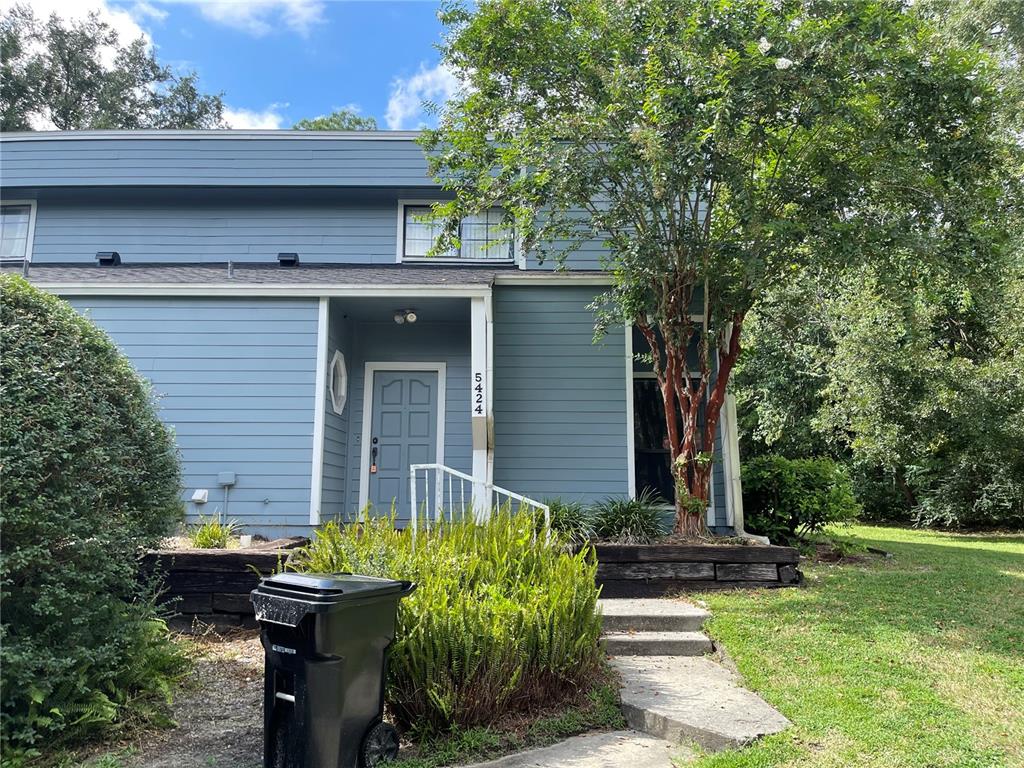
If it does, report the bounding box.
[602,630,713,657]
[613,655,790,753]
[599,598,710,633]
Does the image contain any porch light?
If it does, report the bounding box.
[277,252,300,267]
[96,251,121,266]
[393,309,417,324]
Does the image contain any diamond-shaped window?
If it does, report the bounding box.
[328,351,348,415]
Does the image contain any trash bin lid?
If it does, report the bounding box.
[255,572,413,604]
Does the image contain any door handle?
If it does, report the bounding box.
[370,437,378,474]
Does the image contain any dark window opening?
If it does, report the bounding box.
[633,377,707,506]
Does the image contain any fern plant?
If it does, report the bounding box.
[289,506,603,735]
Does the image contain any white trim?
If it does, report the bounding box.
[493,272,612,286]
[470,297,488,514]
[402,258,514,265]
[35,277,618,296]
[723,392,745,531]
[484,290,495,485]
[358,362,447,512]
[0,199,37,263]
[625,324,636,499]
[41,284,492,298]
[720,396,734,528]
[309,298,329,526]
[396,199,515,265]
[1,129,425,142]
[633,370,703,381]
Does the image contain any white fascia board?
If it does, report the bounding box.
[493,273,612,286]
[39,283,492,298]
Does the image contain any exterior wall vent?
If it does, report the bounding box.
[277,252,300,267]
[96,251,121,266]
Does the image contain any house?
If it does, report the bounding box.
[0,130,744,537]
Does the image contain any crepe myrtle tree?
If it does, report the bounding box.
[422,0,1005,535]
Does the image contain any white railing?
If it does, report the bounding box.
[409,463,550,545]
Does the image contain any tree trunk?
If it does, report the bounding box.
[642,314,744,538]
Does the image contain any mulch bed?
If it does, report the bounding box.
[122,630,265,768]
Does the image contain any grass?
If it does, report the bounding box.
[688,525,1024,768]
[389,678,625,768]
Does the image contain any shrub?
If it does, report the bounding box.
[742,456,861,545]
[288,509,604,734]
[590,490,668,544]
[187,515,239,549]
[543,498,594,547]
[0,275,186,756]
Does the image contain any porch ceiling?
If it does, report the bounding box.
[331,295,469,323]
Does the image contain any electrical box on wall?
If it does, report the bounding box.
[217,472,236,487]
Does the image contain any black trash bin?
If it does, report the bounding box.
[251,572,416,768]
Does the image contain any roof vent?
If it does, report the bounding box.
[277,252,300,267]
[96,251,121,266]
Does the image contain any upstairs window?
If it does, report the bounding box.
[402,204,513,261]
[0,203,35,262]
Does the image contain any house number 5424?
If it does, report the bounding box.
[473,372,484,415]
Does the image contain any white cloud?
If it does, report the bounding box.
[162,0,325,37]
[223,104,287,129]
[4,0,153,51]
[386,61,459,130]
[131,1,168,23]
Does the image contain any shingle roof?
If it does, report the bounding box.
[2,262,515,287]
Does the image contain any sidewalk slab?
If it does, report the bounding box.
[456,730,692,768]
[613,655,789,752]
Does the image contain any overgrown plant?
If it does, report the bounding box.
[288,509,604,734]
[0,275,186,757]
[187,515,238,549]
[591,490,668,544]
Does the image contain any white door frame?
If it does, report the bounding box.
[357,361,447,512]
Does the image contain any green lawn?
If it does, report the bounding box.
[691,525,1024,768]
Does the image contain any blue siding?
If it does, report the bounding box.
[0,135,431,188]
[68,297,319,532]
[341,320,472,517]
[493,286,629,502]
[29,200,399,264]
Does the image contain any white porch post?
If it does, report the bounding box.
[309,297,328,526]
[470,295,490,519]
[722,392,745,531]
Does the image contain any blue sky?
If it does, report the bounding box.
[30,0,454,130]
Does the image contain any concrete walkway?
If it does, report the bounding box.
[462,730,691,768]
[603,598,789,752]
[459,598,788,768]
